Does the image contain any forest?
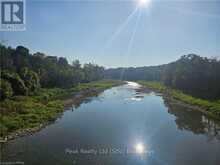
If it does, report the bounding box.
[1,44,220,101]
[105,54,220,100]
[0,44,105,100]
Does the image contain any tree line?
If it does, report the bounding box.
[0,44,104,100]
[1,44,219,100]
[105,54,220,100]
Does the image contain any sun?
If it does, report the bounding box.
[135,143,145,154]
[138,0,151,7]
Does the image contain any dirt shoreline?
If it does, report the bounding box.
[0,88,105,143]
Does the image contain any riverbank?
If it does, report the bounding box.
[0,80,123,141]
[138,81,220,119]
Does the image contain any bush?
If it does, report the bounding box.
[0,124,8,137]
[19,67,40,93]
[1,70,28,95]
[0,79,13,100]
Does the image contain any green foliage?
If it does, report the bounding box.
[138,81,166,92]
[106,54,220,100]
[1,44,105,89]
[1,70,28,95]
[139,81,220,117]
[0,124,8,137]
[162,54,220,99]
[0,79,13,100]
[33,88,70,101]
[0,96,64,136]
[83,63,104,82]
[14,46,30,69]
[58,57,68,66]
[19,67,40,93]
[76,80,123,90]
[72,60,81,69]
[105,66,163,81]
[0,80,120,137]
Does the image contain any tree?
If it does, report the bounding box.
[58,57,68,66]
[19,67,40,93]
[0,79,13,100]
[72,60,81,69]
[1,70,28,95]
[105,54,220,99]
[13,46,30,70]
[83,63,104,82]
[0,44,14,70]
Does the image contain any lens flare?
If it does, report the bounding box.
[138,0,151,7]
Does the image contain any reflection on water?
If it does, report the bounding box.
[165,99,220,141]
[125,95,144,102]
[135,142,145,154]
[130,96,143,101]
[2,82,220,165]
[126,81,142,88]
[125,82,150,102]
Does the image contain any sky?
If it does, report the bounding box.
[1,0,220,68]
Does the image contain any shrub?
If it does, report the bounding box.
[0,79,13,100]
[19,67,40,93]
[1,70,28,95]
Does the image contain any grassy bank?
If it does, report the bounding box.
[138,81,220,118]
[0,80,122,139]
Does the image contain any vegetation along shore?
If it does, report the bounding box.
[0,44,122,141]
[0,80,122,141]
[138,81,220,119]
[105,54,220,119]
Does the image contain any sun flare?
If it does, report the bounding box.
[135,143,145,154]
[138,0,151,7]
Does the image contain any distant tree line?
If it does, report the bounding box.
[105,54,220,100]
[105,65,164,81]
[0,44,104,100]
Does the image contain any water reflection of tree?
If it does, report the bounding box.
[164,99,220,141]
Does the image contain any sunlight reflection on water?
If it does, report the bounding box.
[126,81,142,88]
[130,97,142,101]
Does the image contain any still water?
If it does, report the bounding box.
[2,82,220,165]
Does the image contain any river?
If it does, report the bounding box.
[1,82,220,165]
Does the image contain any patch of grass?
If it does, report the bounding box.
[138,81,220,118]
[138,81,166,92]
[0,98,64,137]
[75,80,123,91]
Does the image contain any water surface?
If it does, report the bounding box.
[2,82,220,165]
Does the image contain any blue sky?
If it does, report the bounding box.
[1,0,220,68]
